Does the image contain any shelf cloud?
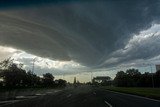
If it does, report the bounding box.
[0,0,160,69]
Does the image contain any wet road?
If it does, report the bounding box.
[1,86,160,107]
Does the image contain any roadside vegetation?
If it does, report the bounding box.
[103,87,160,100]
[92,68,160,100]
[0,58,67,91]
[114,69,160,87]
[92,68,160,87]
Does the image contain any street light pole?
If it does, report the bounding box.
[143,63,154,88]
[149,64,154,88]
[32,57,36,74]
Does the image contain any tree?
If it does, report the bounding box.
[0,62,27,87]
[113,68,160,87]
[0,59,40,87]
[43,73,54,86]
[126,69,141,87]
[55,79,66,87]
[155,70,160,87]
[138,72,152,87]
[0,58,67,88]
[0,58,14,70]
[114,71,127,87]
[114,69,142,87]
[24,70,41,87]
[126,69,141,76]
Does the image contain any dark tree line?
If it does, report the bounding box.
[92,76,112,86]
[0,59,66,88]
[114,68,160,87]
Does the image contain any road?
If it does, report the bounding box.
[0,86,160,107]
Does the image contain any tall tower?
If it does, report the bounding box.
[73,77,76,84]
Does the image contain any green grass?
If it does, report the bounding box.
[103,86,160,100]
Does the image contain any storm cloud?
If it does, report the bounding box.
[0,0,160,68]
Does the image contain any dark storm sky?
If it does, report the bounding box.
[0,0,160,69]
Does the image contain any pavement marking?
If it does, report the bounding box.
[54,90,61,93]
[0,100,21,106]
[0,95,38,106]
[67,94,72,98]
[15,96,36,99]
[16,95,37,99]
[104,100,112,107]
[0,90,62,106]
[16,96,26,99]
[0,100,20,104]
[105,89,160,102]
[35,93,46,96]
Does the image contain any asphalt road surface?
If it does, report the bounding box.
[1,86,160,107]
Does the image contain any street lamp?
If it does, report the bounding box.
[32,57,37,74]
[143,63,154,88]
[149,63,154,88]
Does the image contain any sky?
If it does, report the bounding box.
[0,0,160,83]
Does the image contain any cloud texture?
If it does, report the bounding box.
[0,0,160,68]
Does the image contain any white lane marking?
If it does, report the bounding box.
[0,100,20,104]
[15,96,37,99]
[54,90,61,93]
[105,90,160,102]
[35,93,46,96]
[0,95,37,106]
[104,101,112,107]
[16,96,26,99]
[0,100,21,107]
[67,94,72,98]
[0,90,62,106]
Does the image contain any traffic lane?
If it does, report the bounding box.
[1,88,72,107]
[1,86,107,107]
[2,86,160,107]
[94,88,160,107]
[0,89,63,107]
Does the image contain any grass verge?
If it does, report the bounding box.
[103,86,160,100]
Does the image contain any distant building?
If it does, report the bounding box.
[156,65,160,71]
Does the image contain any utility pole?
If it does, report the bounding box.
[150,64,154,88]
[74,77,76,84]
[32,57,36,74]
[143,63,154,88]
[91,71,93,83]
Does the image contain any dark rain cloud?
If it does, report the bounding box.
[0,0,160,68]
